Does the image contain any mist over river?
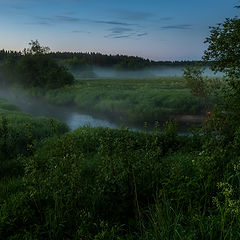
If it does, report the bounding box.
[0,66,219,131]
[0,86,203,133]
[0,87,124,130]
[73,66,223,79]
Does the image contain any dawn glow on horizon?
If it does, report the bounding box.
[0,0,238,60]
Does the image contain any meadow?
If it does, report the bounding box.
[25,76,210,128]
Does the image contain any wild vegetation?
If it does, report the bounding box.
[0,98,68,179]
[0,40,74,89]
[0,97,239,239]
[0,46,211,132]
[1,50,212,127]
[22,77,210,127]
[0,6,240,240]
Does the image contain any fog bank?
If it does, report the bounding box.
[72,66,224,79]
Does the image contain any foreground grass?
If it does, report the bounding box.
[0,98,69,179]
[0,123,195,239]
[1,99,239,239]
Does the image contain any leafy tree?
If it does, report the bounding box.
[203,17,240,79]
[17,54,74,88]
[23,40,50,55]
[184,65,209,98]
[184,6,240,118]
[7,40,75,89]
[184,65,222,113]
[203,4,240,79]
[202,9,240,134]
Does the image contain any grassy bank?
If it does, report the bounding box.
[25,77,210,127]
[0,98,69,179]
[1,99,240,239]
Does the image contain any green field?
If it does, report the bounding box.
[26,77,209,128]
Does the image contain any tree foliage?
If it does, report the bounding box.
[184,8,240,119]
[202,10,240,135]
[23,40,50,55]
[1,40,74,89]
[203,17,240,79]
[17,54,74,88]
[184,65,209,99]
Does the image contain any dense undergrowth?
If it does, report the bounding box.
[0,97,239,239]
[0,98,69,179]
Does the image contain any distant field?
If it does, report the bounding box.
[40,77,208,127]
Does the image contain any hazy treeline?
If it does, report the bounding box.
[48,51,204,70]
[0,49,21,60]
[0,48,211,79]
[0,48,204,70]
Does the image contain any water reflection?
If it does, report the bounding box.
[0,87,121,130]
[0,85,202,132]
[66,112,118,130]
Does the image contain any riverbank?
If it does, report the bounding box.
[0,97,238,239]
[0,82,206,132]
[1,76,212,131]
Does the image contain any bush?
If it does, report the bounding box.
[0,125,184,239]
[1,40,75,89]
[0,98,69,179]
[17,54,74,89]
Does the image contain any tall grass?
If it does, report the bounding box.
[26,77,210,126]
[0,94,238,239]
[0,98,69,179]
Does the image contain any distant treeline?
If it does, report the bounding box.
[0,50,21,61]
[0,49,205,70]
[48,52,205,70]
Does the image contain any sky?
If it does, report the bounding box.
[0,0,239,61]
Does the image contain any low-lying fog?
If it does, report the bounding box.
[73,66,223,79]
[0,66,222,132]
[0,87,119,130]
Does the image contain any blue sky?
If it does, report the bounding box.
[0,0,238,60]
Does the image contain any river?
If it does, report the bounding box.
[0,87,128,130]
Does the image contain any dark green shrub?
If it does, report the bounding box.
[17,54,74,89]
